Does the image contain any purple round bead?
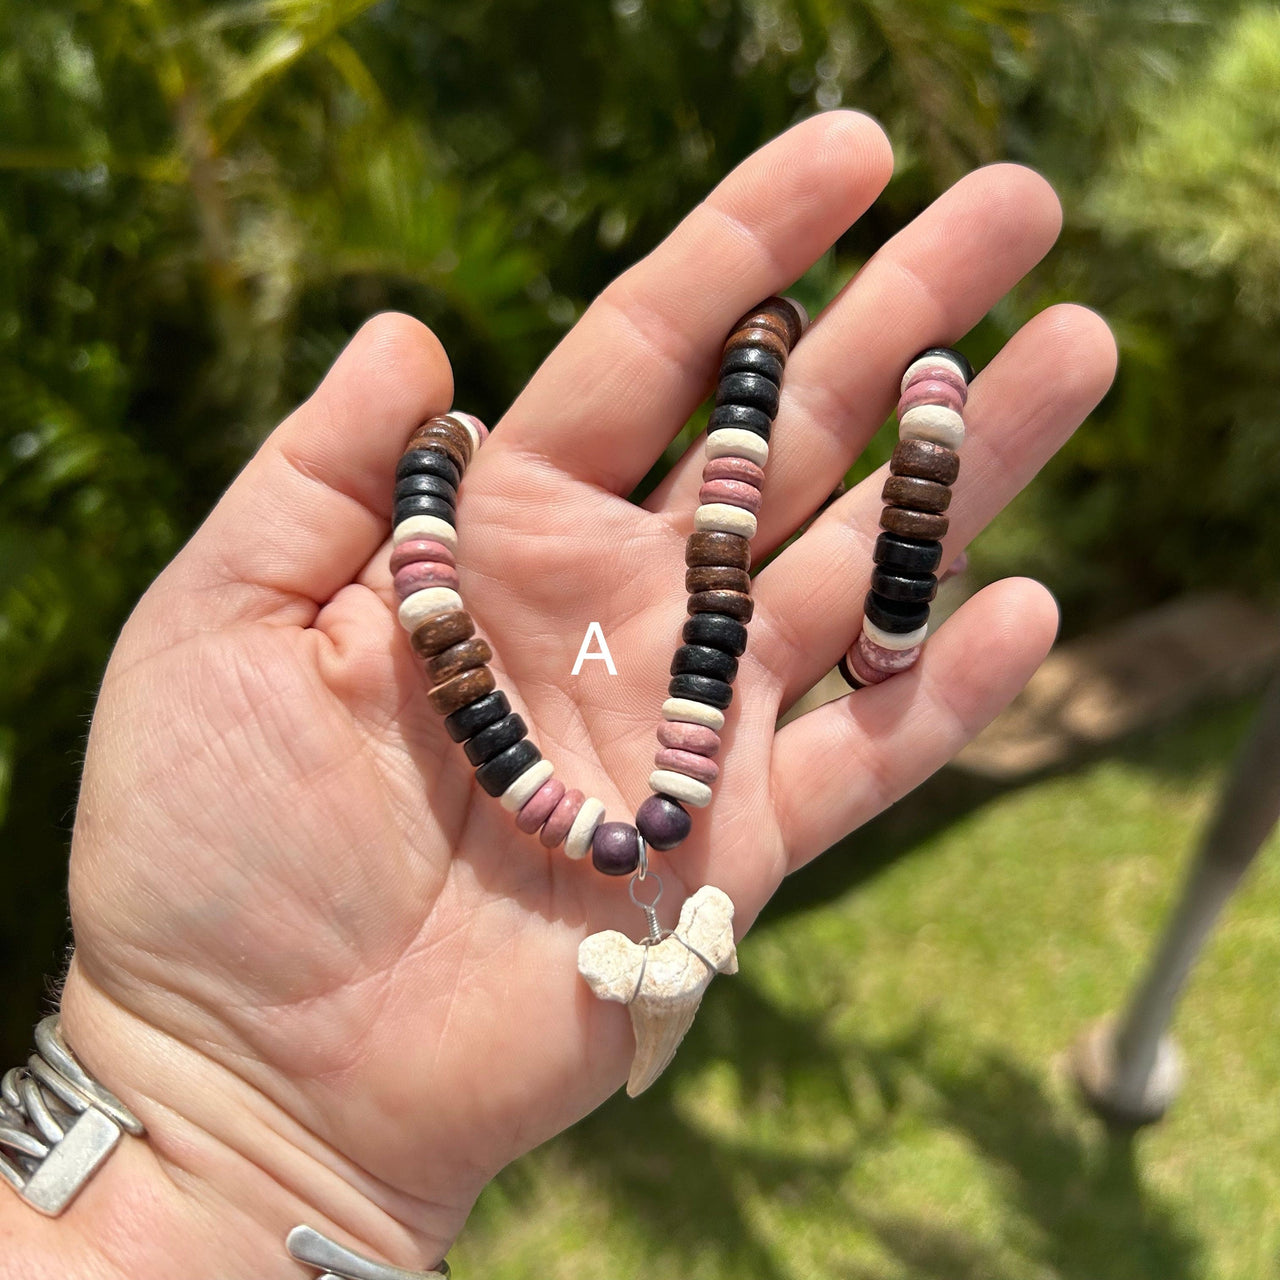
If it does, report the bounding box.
[635,794,693,852]
[591,822,641,876]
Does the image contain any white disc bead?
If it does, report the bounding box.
[661,697,726,731]
[694,502,757,539]
[392,514,458,552]
[900,352,970,394]
[706,428,768,467]
[862,617,929,651]
[565,796,606,860]
[649,769,713,809]
[499,759,554,813]
[898,403,965,451]
[398,587,464,631]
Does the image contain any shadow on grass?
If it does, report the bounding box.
[854,1024,1201,1280]
[764,687,1265,926]
[532,1003,1202,1278]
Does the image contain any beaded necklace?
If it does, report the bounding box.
[387,296,800,1093]
[388,300,970,1095]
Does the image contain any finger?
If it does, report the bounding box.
[771,577,1060,868]
[497,110,893,494]
[644,164,1063,549]
[750,303,1116,709]
[152,314,453,635]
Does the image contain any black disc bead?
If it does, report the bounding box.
[682,612,748,657]
[873,532,943,575]
[715,371,780,418]
[394,473,458,503]
[475,739,542,797]
[863,591,930,634]
[671,644,738,684]
[463,713,528,766]
[394,495,456,524]
[668,673,734,709]
[396,447,462,487]
[719,345,784,384]
[443,691,510,742]
[837,654,864,690]
[707,403,772,438]
[870,568,937,603]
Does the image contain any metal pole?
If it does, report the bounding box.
[1071,669,1280,1127]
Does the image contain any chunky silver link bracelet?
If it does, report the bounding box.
[0,1014,144,1215]
[2,1016,451,1274]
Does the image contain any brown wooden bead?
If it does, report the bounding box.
[408,420,471,471]
[688,590,754,622]
[427,415,475,462]
[427,636,493,684]
[685,565,751,594]
[730,306,792,347]
[880,506,950,539]
[686,530,751,570]
[754,296,804,347]
[406,432,467,475]
[882,474,952,513]
[411,610,475,659]
[890,438,960,486]
[428,666,495,716]
[722,326,789,363]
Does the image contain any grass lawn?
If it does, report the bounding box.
[458,692,1280,1279]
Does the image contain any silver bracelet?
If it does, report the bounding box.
[2,1017,451,1275]
[287,1224,451,1279]
[0,1014,144,1215]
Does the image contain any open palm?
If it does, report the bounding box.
[58,112,1115,1275]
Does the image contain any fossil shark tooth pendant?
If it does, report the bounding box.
[578,880,738,1097]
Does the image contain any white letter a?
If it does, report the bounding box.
[572,622,617,675]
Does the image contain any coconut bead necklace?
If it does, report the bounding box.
[388,296,805,1094]
[840,345,973,688]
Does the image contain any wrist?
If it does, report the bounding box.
[31,960,463,1280]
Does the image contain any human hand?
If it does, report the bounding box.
[47,111,1115,1277]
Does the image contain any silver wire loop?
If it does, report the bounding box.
[634,831,649,881]
[628,869,663,913]
[628,869,666,945]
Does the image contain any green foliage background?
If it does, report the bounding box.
[2,3,1279,1254]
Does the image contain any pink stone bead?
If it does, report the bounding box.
[390,539,456,573]
[394,561,460,599]
[654,747,719,785]
[898,378,965,418]
[516,777,566,834]
[856,629,924,674]
[656,720,721,756]
[703,455,766,487]
[903,363,968,404]
[540,787,584,848]
[846,642,893,685]
[698,479,762,514]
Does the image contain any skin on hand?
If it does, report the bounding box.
[11,110,1117,1279]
